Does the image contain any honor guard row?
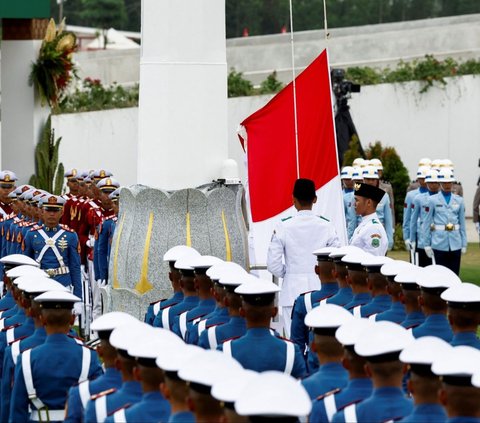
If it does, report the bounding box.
[402,158,466,275]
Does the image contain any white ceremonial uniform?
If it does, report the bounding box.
[267,210,340,336]
[349,212,388,256]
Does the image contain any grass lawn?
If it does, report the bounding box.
[389,243,480,285]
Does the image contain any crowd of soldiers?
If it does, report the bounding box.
[0,168,121,336]
[340,157,467,275]
[0,164,477,422]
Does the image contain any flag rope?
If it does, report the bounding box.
[288,0,300,178]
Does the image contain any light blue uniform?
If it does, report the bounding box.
[104,391,170,423]
[423,192,467,252]
[198,316,246,350]
[409,191,430,248]
[344,190,357,240]
[412,314,453,342]
[402,188,420,242]
[398,403,447,423]
[376,194,394,250]
[301,362,348,400]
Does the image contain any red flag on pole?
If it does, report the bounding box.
[238,49,339,223]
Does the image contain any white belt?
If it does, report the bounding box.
[433,224,459,231]
[45,266,70,277]
[30,409,65,421]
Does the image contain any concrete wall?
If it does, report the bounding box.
[52,74,480,218]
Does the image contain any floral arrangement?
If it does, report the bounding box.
[29,18,78,109]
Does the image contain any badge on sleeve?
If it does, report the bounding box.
[371,234,381,248]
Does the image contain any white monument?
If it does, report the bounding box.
[137,0,228,189]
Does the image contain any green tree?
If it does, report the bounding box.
[228,68,253,97]
[258,71,284,94]
[80,0,127,47]
[342,134,364,167]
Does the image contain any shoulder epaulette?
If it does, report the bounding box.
[206,322,222,329]
[300,290,315,297]
[149,299,165,306]
[338,398,362,411]
[222,335,241,343]
[59,224,75,233]
[281,216,292,222]
[160,300,180,310]
[277,335,294,343]
[315,388,341,401]
[9,335,27,346]
[91,387,117,401]
[108,403,132,416]
[30,224,43,232]
[2,323,20,332]
[319,215,330,222]
[371,219,379,224]
[67,333,85,342]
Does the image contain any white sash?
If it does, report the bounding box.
[284,341,295,375]
[22,349,46,411]
[208,327,218,350]
[36,229,66,267]
[113,408,127,423]
[79,347,91,383]
[179,312,188,340]
[161,308,170,330]
[6,328,15,344]
[95,395,108,422]
[324,394,337,422]
[344,404,357,423]
[11,340,21,365]
[369,313,377,321]
[79,380,91,408]
[153,301,163,316]
[304,292,313,313]
[223,340,232,357]
[197,320,207,336]
[352,305,362,318]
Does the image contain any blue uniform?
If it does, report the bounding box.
[344,190,357,240]
[105,391,170,423]
[376,194,394,250]
[412,314,453,342]
[220,327,306,378]
[65,367,123,422]
[399,403,447,423]
[447,418,480,423]
[22,224,83,298]
[423,192,466,274]
[0,305,22,325]
[327,287,353,307]
[403,188,421,242]
[155,295,199,330]
[360,294,392,318]
[0,327,48,423]
[332,386,413,423]
[401,311,425,329]
[310,378,373,423]
[301,362,349,400]
[199,315,246,349]
[291,283,339,357]
[450,331,480,349]
[84,381,143,423]
[345,293,372,317]
[375,301,406,323]
[410,191,431,248]
[10,333,103,422]
[0,292,15,313]
[185,306,230,345]
[150,292,184,326]
[168,411,195,423]
[171,298,216,340]
[96,216,116,281]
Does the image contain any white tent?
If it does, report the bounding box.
[86,28,140,50]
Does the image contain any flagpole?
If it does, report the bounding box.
[288,0,300,179]
[323,0,329,40]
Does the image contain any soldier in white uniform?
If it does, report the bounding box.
[349,182,388,256]
[267,178,340,337]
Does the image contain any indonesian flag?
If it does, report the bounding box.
[238,49,347,269]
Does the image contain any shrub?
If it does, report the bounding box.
[228,68,254,97]
[258,71,284,94]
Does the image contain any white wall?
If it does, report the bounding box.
[52,75,480,217]
[53,108,138,186]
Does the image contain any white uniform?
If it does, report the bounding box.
[349,212,388,256]
[267,210,340,335]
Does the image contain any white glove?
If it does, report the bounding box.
[411,241,416,251]
[86,238,95,248]
[73,302,84,316]
[476,222,480,234]
[424,246,433,258]
[404,240,411,251]
[462,247,467,255]
[97,279,107,287]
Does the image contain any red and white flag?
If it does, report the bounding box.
[238,49,347,269]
